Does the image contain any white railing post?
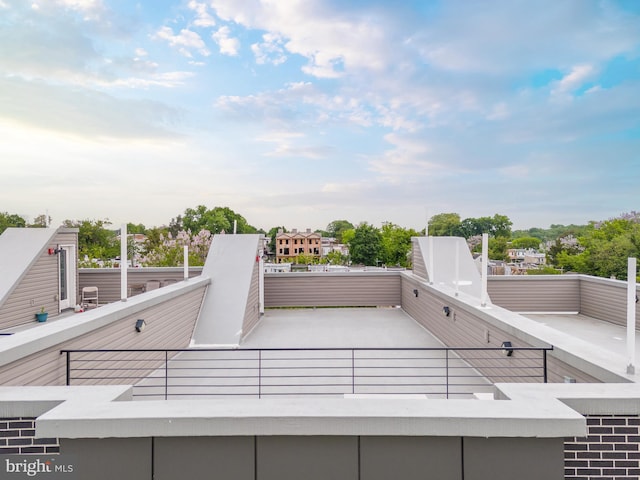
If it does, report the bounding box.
[627,257,637,375]
[183,246,189,280]
[120,223,127,301]
[481,233,489,307]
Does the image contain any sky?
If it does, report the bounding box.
[1,0,639,232]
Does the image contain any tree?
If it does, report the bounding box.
[324,250,349,265]
[489,214,513,238]
[488,237,509,261]
[510,237,542,249]
[127,222,146,234]
[547,213,640,279]
[141,229,213,267]
[62,219,119,260]
[428,213,460,236]
[294,253,317,265]
[176,205,258,235]
[348,223,382,265]
[380,222,418,267]
[326,220,354,243]
[30,214,51,228]
[266,226,287,255]
[0,212,26,234]
[341,228,356,246]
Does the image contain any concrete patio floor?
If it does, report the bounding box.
[134,307,493,400]
[241,307,445,349]
[524,312,640,373]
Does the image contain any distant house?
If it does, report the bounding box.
[508,248,546,266]
[0,227,79,330]
[321,237,349,257]
[275,229,322,263]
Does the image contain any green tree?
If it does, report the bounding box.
[324,250,349,265]
[294,253,318,265]
[510,237,542,249]
[30,214,51,228]
[380,222,418,267]
[348,223,382,265]
[266,226,287,254]
[62,219,119,260]
[428,213,461,236]
[548,213,640,279]
[178,205,258,235]
[488,237,509,261]
[141,229,212,267]
[326,220,355,243]
[0,212,26,234]
[127,222,146,234]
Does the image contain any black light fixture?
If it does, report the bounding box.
[442,306,451,317]
[413,289,419,297]
[501,341,514,357]
[135,319,146,332]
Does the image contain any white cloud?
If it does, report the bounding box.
[154,26,211,58]
[409,1,640,74]
[251,33,287,65]
[551,64,597,97]
[0,76,184,140]
[188,1,216,28]
[486,102,510,121]
[256,131,332,159]
[212,26,240,56]
[210,0,392,78]
[367,132,447,183]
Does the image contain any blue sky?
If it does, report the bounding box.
[0,0,639,232]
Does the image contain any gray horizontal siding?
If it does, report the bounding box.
[0,231,77,329]
[241,261,261,338]
[0,286,206,386]
[487,276,580,312]
[580,276,640,328]
[401,277,598,384]
[412,239,427,280]
[264,273,402,307]
[79,267,204,304]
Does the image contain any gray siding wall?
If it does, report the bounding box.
[0,230,78,330]
[0,286,206,386]
[264,273,402,307]
[488,275,581,312]
[580,276,640,328]
[401,276,599,384]
[59,435,564,480]
[241,259,261,338]
[411,239,427,280]
[79,267,203,304]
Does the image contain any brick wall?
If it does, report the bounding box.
[0,418,59,454]
[565,415,640,479]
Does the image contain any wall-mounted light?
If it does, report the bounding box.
[443,306,451,317]
[48,246,63,255]
[501,341,514,357]
[135,319,146,332]
[413,289,419,297]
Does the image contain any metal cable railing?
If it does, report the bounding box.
[61,346,552,400]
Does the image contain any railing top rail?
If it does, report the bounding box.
[61,346,553,354]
